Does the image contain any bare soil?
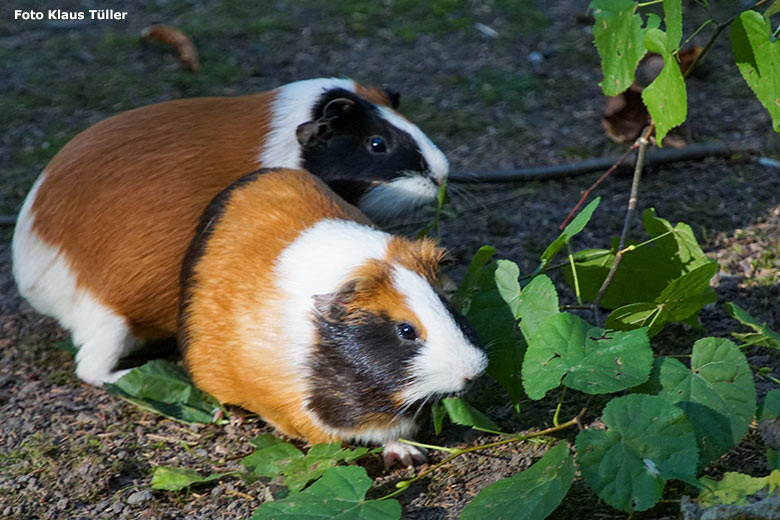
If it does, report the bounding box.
[1,1,779,519]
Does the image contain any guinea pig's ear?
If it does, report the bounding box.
[384,88,401,109]
[312,280,358,320]
[322,97,357,122]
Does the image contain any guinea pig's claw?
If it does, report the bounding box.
[382,440,427,469]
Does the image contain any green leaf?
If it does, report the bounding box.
[467,260,525,403]
[760,390,780,470]
[767,0,780,18]
[576,394,698,512]
[441,397,500,432]
[454,245,497,313]
[641,208,711,271]
[151,466,234,491]
[590,0,647,96]
[663,0,682,51]
[641,29,687,144]
[540,197,600,267]
[460,442,575,520]
[278,444,371,494]
[432,400,446,435]
[250,466,400,520]
[104,360,221,424]
[698,470,780,506]
[51,340,78,356]
[522,313,653,400]
[726,302,780,349]
[652,338,756,465]
[516,274,560,343]
[241,434,303,479]
[731,10,780,132]
[606,263,718,336]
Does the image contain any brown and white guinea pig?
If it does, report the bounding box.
[12,77,448,386]
[178,168,487,467]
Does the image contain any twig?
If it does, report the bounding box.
[378,407,587,502]
[592,130,651,326]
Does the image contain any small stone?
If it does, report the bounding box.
[126,489,153,505]
[56,498,69,510]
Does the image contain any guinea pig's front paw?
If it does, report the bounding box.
[382,440,427,469]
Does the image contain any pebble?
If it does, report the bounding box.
[126,489,153,505]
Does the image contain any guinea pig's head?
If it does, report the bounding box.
[293,84,449,223]
[305,240,487,444]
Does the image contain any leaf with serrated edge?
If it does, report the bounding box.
[540,197,601,266]
[642,29,687,144]
[242,434,303,478]
[727,302,780,349]
[663,0,682,51]
[522,313,652,400]
[642,208,711,271]
[151,466,233,491]
[590,0,647,96]
[731,11,780,132]
[454,245,496,313]
[250,466,401,520]
[442,397,500,431]
[576,394,698,512]
[461,442,575,519]
[105,360,221,424]
[517,274,559,343]
[698,470,780,506]
[655,338,756,466]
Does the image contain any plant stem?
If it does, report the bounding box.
[636,0,663,6]
[592,130,650,326]
[397,438,459,454]
[567,244,583,305]
[378,408,586,502]
[553,387,568,427]
[559,142,639,230]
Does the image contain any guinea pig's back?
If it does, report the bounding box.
[179,168,369,442]
[15,93,273,338]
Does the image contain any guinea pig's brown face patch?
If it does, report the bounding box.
[307,261,431,431]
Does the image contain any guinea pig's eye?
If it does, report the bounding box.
[397,322,418,341]
[367,136,388,153]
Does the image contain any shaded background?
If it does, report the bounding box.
[1,1,779,519]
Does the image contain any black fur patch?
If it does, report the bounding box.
[177,168,280,355]
[307,309,420,430]
[299,88,429,206]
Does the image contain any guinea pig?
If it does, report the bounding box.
[178,168,487,467]
[12,77,448,386]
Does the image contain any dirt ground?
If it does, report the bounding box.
[1,1,779,519]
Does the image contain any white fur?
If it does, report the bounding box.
[258,78,356,169]
[391,266,488,406]
[358,175,440,223]
[273,219,392,372]
[376,106,449,184]
[12,172,137,386]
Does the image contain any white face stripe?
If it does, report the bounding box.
[258,78,356,168]
[376,106,450,183]
[391,266,488,405]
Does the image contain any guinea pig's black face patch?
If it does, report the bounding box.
[297,89,430,205]
[307,309,423,431]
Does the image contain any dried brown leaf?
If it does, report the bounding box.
[142,24,200,72]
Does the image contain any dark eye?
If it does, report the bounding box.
[367,136,387,153]
[397,322,418,341]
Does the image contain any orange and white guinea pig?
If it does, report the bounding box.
[178,168,487,467]
[12,77,449,386]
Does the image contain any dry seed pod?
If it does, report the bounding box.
[142,24,200,72]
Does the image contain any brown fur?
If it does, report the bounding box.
[31,94,275,338]
[353,84,394,107]
[182,169,370,442]
[182,169,445,444]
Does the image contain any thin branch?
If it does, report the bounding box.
[592,129,651,326]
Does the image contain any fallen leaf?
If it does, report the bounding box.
[142,24,200,72]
